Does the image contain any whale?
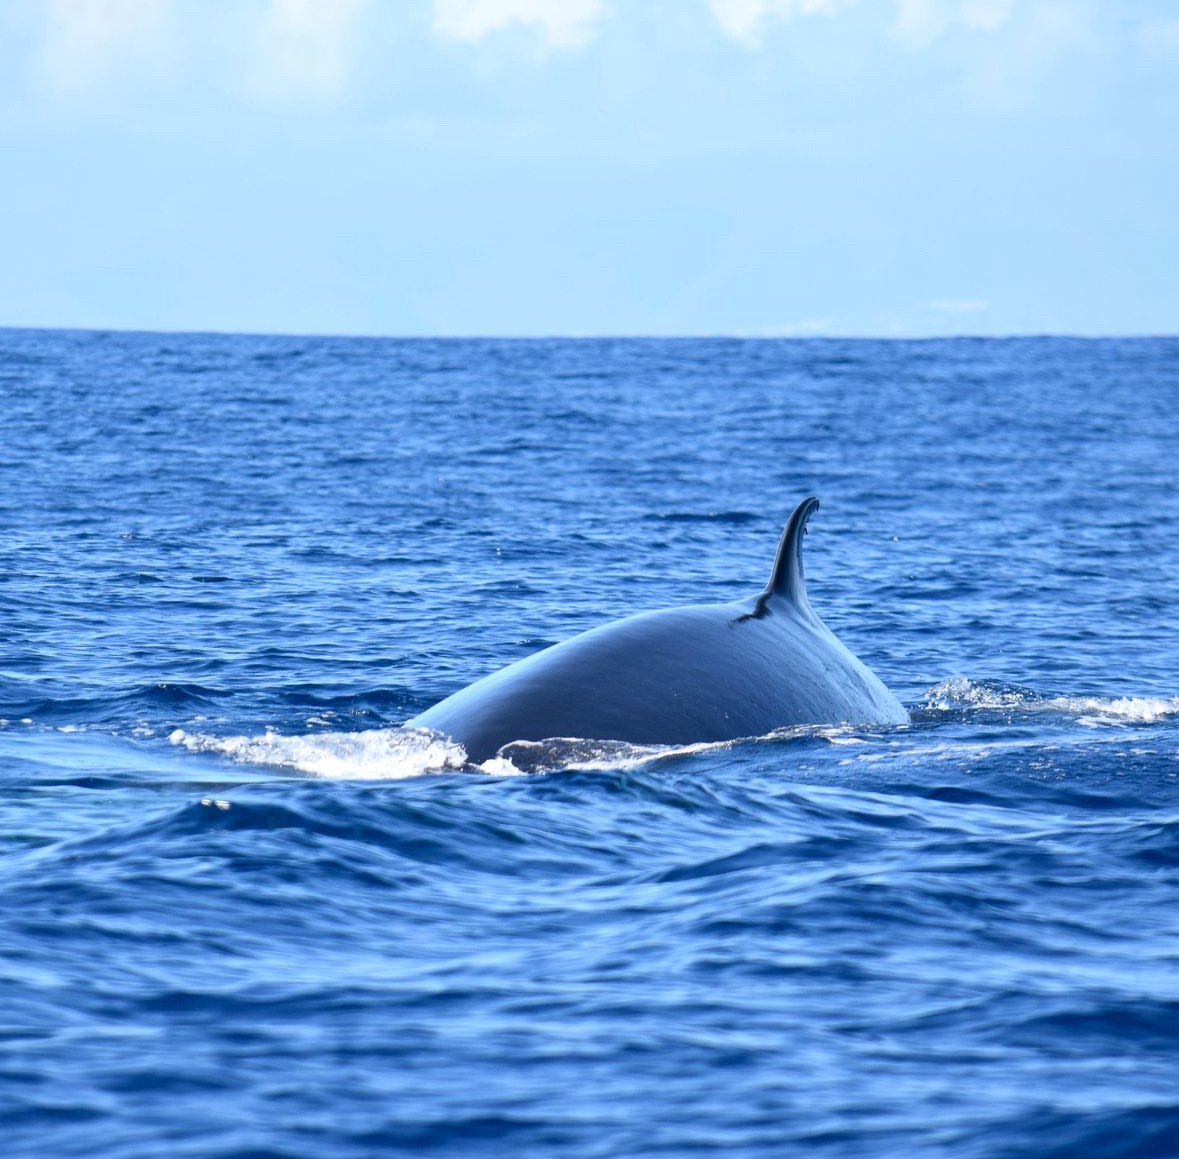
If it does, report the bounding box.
[410,497,907,763]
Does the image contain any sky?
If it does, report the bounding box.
[1,0,1177,337]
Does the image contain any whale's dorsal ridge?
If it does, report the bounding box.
[744,495,820,621]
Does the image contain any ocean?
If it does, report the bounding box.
[2,329,1178,1158]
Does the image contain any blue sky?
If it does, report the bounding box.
[1,0,1176,336]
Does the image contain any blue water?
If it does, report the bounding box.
[2,330,1179,1158]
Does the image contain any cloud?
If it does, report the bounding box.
[892,0,1012,49]
[707,0,1015,49]
[29,0,370,104]
[929,299,987,313]
[959,1,1094,109]
[431,0,607,50]
[35,0,172,95]
[706,0,842,47]
[958,0,1013,33]
[245,0,367,102]
[704,0,1090,114]
[19,0,1102,110]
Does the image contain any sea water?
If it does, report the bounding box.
[2,330,1178,1158]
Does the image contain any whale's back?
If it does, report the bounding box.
[411,598,904,763]
[411,498,906,763]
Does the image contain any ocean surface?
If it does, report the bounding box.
[2,329,1178,1159]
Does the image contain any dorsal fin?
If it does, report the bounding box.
[745,496,820,620]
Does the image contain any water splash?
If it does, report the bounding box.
[921,677,1179,726]
[169,726,469,780]
[168,721,906,780]
[921,677,1043,711]
[1060,696,1179,727]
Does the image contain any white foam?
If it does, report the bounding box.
[1049,695,1179,726]
[169,726,470,780]
[922,677,1179,726]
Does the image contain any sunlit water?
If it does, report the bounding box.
[2,330,1178,1158]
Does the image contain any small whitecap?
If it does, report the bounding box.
[1047,695,1179,725]
[170,725,469,780]
[476,755,527,777]
[921,679,1179,728]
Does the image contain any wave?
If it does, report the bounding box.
[919,676,1179,726]
[169,726,470,780]
[168,726,715,779]
[167,721,887,781]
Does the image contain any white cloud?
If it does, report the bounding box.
[35,0,172,95]
[959,0,1013,33]
[246,0,366,102]
[432,0,606,50]
[707,0,841,47]
[708,0,1014,49]
[960,1,1094,109]
[704,0,1091,113]
[30,0,370,104]
[929,299,987,313]
[892,0,947,48]
[20,0,1099,110]
[891,0,1013,48]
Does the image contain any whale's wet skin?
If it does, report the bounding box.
[412,497,906,762]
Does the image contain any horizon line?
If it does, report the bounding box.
[3,323,1177,343]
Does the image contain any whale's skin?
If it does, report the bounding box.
[410,498,907,763]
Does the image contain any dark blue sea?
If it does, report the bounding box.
[3,329,1179,1159]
